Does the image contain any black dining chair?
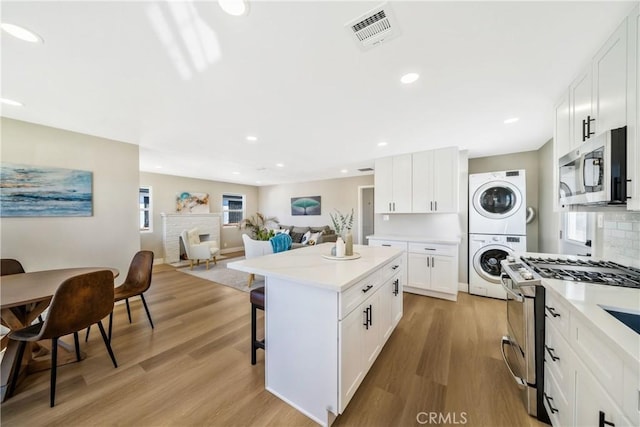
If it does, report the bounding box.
[8,270,118,407]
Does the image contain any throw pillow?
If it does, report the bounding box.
[301,230,312,245]
[290,231,305,243]
[308,232,322,245]
[187,228,200,246]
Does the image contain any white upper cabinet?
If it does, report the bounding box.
[570,66,593,149]
[628,5,640,211]
[554,90,572,159]
[412,147,459,213]
[374,154,412,214]
[593,19,628,135]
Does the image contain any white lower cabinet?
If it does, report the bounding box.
[338,261,404,413]
[406,242,458,300]
[544,288,638,427]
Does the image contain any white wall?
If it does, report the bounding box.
[1,118,140,274]
[537,139,560,253]
[139,172,259,257]
[258,175,375,244]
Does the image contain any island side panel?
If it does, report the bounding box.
[265,276,339,426]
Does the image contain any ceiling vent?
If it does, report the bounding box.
[345,2,399,51]
[358,167,374,172]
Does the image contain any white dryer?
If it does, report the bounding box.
[469,170,526,236]
[469,234,527,300]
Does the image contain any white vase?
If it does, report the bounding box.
[335,237,345,258]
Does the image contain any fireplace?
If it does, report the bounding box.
[161,213,221,264]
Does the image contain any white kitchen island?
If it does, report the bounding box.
[228,243,405,426]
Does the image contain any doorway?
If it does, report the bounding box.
[358,186,375,245]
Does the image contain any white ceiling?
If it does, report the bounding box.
[1,1,635,186]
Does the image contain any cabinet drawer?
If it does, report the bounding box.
[545,320,574,397]
[379,255,404,283]
[571,315,624,406]
[545,290,571,340]
[407,242,456,256]
[340,272,380,320]
[544,367,574,427]
[368,239,408,251]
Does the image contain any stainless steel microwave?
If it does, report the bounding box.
[558,126,627,206]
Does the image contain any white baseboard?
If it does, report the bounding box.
[458,282,469,293]
[221,246,243,254]
[154,257,164,265]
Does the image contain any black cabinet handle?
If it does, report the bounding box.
[544,393,558,414]
[582,118,588,142]
[362,284,373,293]
[545,345,560,362]
[393,279,399,296]
[368,304,372,326]
[545,305,561,318]
[382,244,391,247]
[392,265,399,270]
[587,115,595,139]
[363,307,369,329]
[599,411,615,427]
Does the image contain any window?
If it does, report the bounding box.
[222,193,245,226]
[139,186,152,232]
[565,212,587,243]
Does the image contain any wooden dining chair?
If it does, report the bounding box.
[8,270,118,407]
[85,251,154,342]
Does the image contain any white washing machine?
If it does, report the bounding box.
[469,234,527,300]
[469,170,526,236]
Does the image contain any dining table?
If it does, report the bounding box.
[0,267,119,402]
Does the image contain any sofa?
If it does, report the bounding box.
[277,225,338,249]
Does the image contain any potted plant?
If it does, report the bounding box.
[238,212,279,241]
[329,208,354,236]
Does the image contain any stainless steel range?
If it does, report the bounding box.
[519,256,640,288]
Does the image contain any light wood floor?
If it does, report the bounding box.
[1,261,548,427]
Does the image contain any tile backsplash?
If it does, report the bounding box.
[599,211,640,267]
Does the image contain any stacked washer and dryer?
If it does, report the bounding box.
[469,170,527,299]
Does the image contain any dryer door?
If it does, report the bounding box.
[472,180,523,220]
[473,244,512,284]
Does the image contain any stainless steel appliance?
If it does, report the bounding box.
[519,256,640,288]
[500,259,547,421]
[558,126,627,207]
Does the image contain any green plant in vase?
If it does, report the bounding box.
[238,212,279,241]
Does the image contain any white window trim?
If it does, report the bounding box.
[140,186,153,233]
[222,193,245,227]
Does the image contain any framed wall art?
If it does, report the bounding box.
[0,163,93,217]
[176,192,210,213]
[291,196,321,216]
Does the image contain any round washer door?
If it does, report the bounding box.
[472,244,513,284]
[472,180,523,219]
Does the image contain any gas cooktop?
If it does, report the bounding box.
[519,256,640,289]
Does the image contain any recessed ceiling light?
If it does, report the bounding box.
[504,117,519,124]
[246,135,258,142]
[341,169,348,174]
[0,98,23,107]
[1,23,43,43]
[219,0,249,16]
[400,73,419,84]
[276,163,284,168]
[154,165,163,169]
[377,141,388,147]
[232,171,240,175]
[256,180,262,184]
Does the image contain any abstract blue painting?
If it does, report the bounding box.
[0,163,93,217]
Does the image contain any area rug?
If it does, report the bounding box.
[177,257,264,292]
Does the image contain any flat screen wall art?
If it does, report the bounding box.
[0,163,93,217]
[291,196,321,216]
[176,192,210,213]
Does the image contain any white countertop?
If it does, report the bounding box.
[227,243,403,292]
[543,278,640,366]
[366,234,461,245]
[518,252,640,366]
